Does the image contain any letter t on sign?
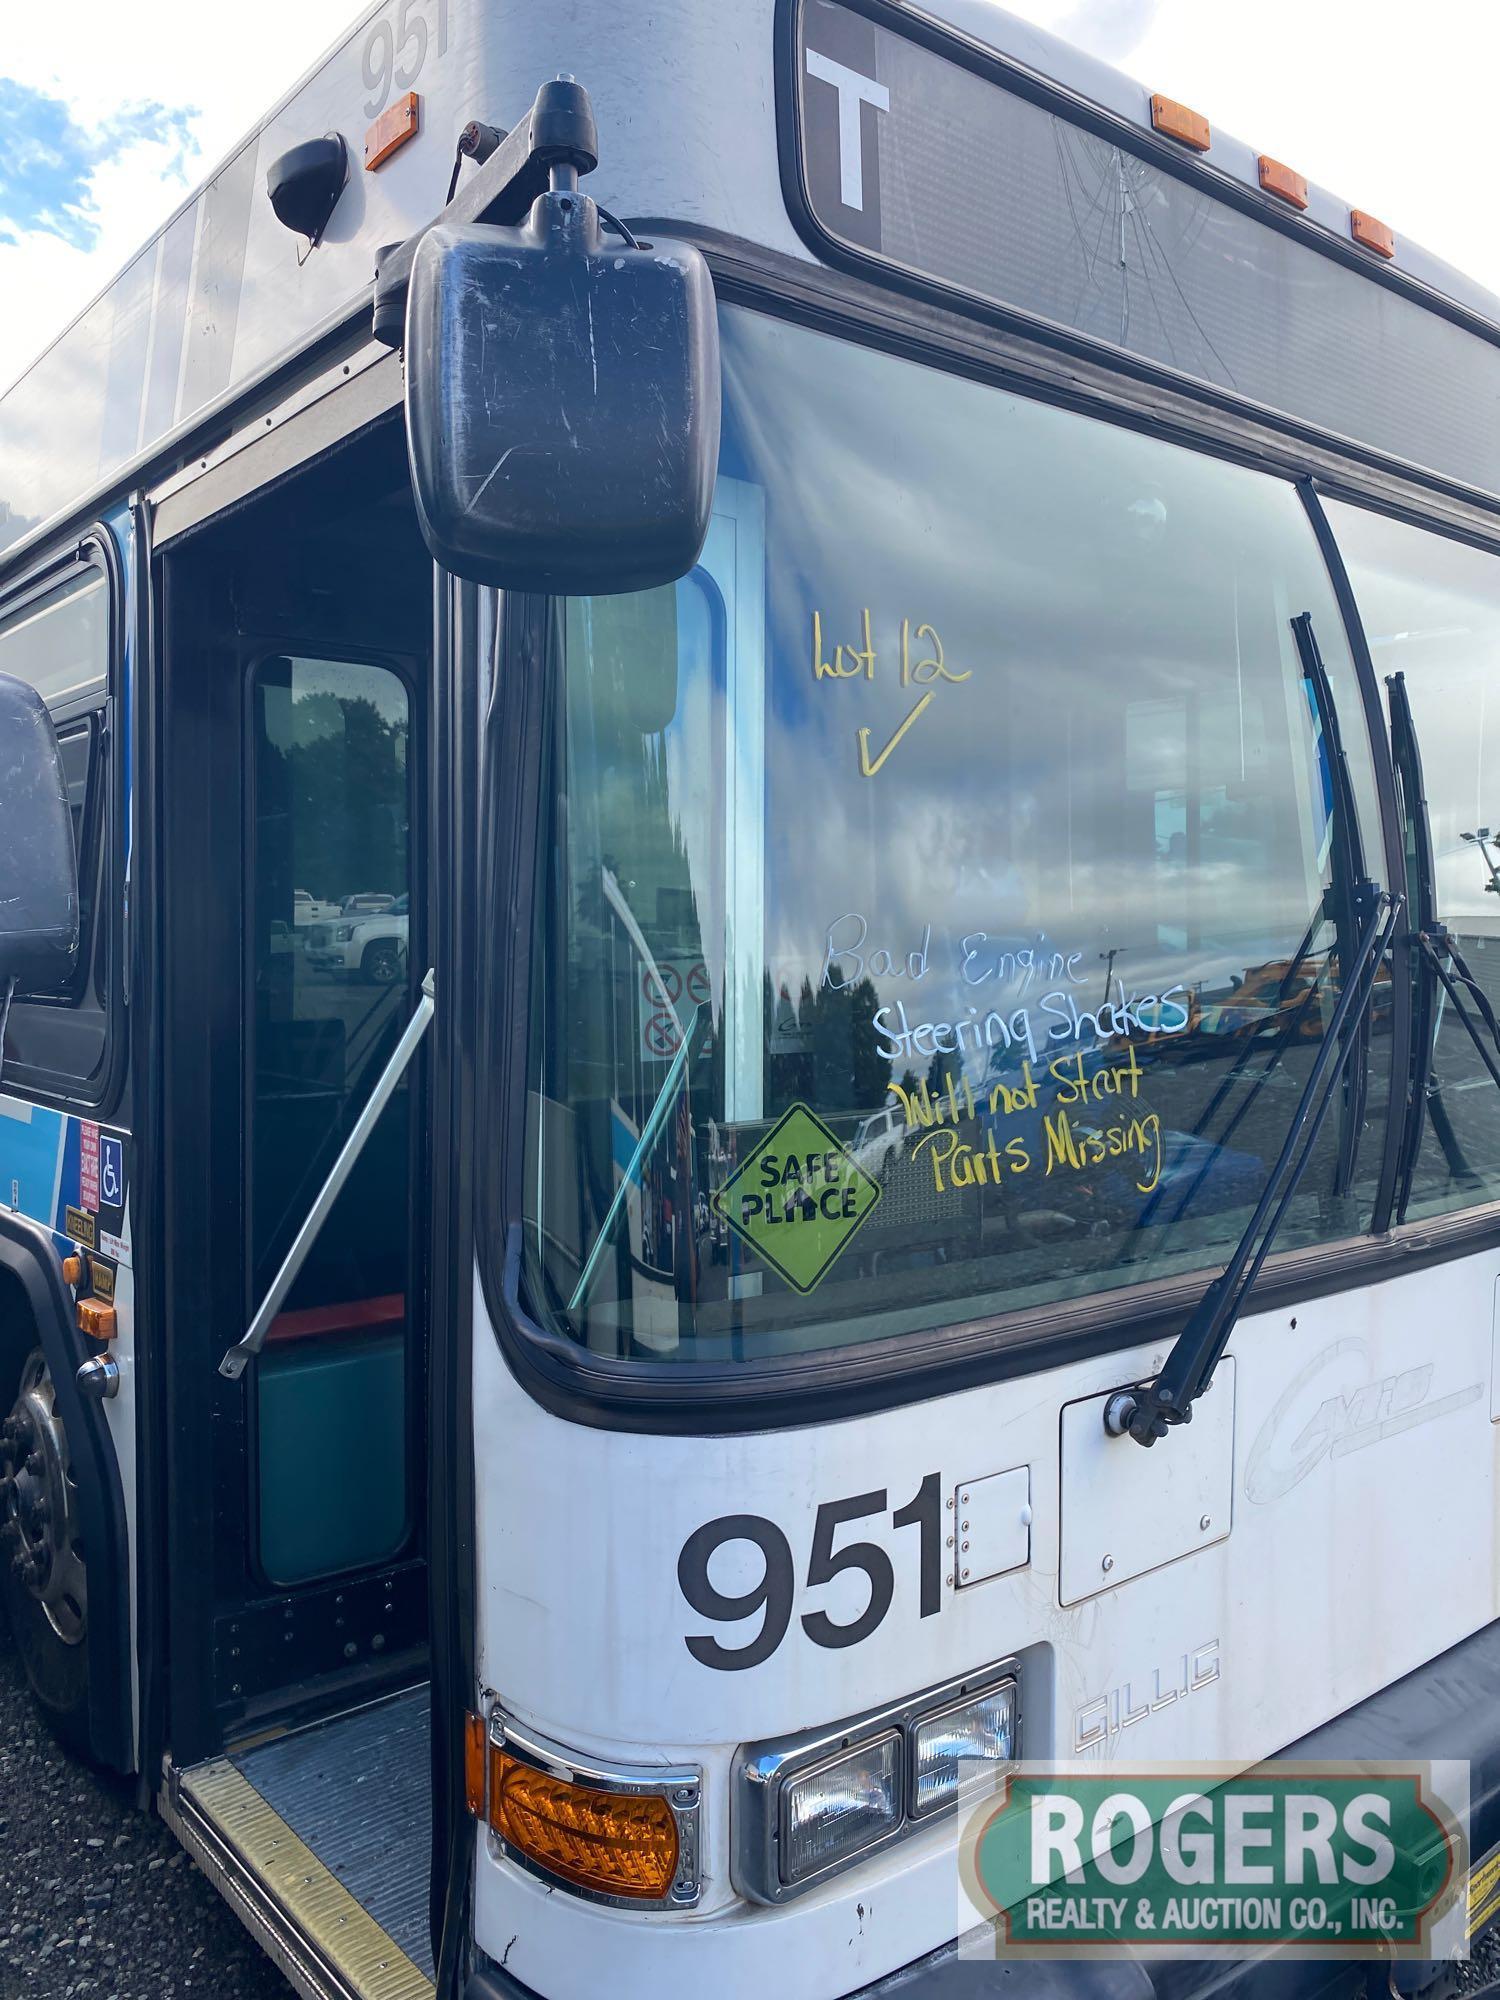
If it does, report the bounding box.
[804,49,890,210]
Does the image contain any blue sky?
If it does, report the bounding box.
[1,0,1498,393]
[0,80,196,250]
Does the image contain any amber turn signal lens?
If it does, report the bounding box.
[62,1256,83,1287]
[77,1299,117,1341]
[489,1747,679,1900]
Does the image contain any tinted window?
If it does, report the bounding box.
[1327,503,1500,1220]
[249,655,416,1585]
[520,310,1386,1366]
[0,567,110,1084]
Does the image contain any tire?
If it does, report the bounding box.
[0,1351,90,1756]
[362,939,403,985]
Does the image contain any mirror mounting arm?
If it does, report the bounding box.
[373,76,600,349]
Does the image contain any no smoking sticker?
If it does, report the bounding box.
[712,1102,881,1293]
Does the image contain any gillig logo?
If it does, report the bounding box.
[1073,1641,1220,1753]
[1244,1339,1483,1504]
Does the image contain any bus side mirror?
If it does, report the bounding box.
[404,193,720,596]
[0,673,79,991]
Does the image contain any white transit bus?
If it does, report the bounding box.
[3,0,1500,1994]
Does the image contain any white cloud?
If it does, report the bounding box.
[0,0,360,390]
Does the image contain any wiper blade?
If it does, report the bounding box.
[1388,671,1478,1214]
[1118,889,1401,1447]
[1292,611,1370,1198]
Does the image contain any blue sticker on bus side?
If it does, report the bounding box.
[0,1095,67,1222]
[0,1097,133,1267]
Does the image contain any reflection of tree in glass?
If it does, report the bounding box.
[763,967,889,1114]
[271,691,409,902]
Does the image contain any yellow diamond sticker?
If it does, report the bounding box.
[712,1102,882,1294]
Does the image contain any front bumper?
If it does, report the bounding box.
[468,1615,1500,2000]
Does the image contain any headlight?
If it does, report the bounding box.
[781,1732,901,1885]
[735,1658,1020,1905]
[911,1679,1017,1817]
[333,924,354,941]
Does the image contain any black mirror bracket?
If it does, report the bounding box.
[373,76,601,350]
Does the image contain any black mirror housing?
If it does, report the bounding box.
[405,194,720,596]
[0,673,80,992]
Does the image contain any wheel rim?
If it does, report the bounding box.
[0,1351,86,1645]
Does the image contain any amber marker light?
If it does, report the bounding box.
[77,1299,116,1341]
[464,1712,487,1818]
[1150,92,1210,152]
[1258,155,1309,211]
[483,1717,701,1907]
[1351,208,1396,258]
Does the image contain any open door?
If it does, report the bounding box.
[158,417,442,1996]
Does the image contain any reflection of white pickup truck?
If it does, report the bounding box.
[305,896,409,984]
[292,889,340,926]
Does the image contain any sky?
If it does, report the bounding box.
[1,0,1498,393]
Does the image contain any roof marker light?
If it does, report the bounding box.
[1351,209,1396,258]
[1150,93,1210,152]
[365,92,420,172]
[1257,155,1309,211]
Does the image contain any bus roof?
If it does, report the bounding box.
[3,0,1498,564]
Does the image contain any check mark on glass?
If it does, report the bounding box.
[857,691,935,777]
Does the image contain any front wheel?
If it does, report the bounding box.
[362,939,404,985]
[0,1351,89,1754]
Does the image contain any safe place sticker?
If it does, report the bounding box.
[712,1103,881,1294]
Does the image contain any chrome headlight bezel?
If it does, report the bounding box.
[732,1659,1020,1905]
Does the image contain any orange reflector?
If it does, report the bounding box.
[488,1746,679,1901]
[464,1713,487,1819]
[1150,92,1210,152]
[1350,208,1395,258]
[365,91,420,172]
[1257,155,1308,211]
[77,1299,117,1342]
[61,1256,83,1287]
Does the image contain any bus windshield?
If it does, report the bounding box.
[519,305,1386,1365]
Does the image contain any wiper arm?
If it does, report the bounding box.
[1292,611,1370,1197]
[1413,926,1500,1091]
[1388,671,1478,1215]
[1116,890,1400,1448]
[1138,612,1367,1242]
[567,1002,709,1314]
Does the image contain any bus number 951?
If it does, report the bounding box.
[362,0,449,119]
[676,1474,942,1670]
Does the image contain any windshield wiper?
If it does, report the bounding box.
[1388,670,1480,1215]
[566,866,710,1316]
[1292,611,1371,1198]
[1138,614,1368,1241]
[1115,889,1400,1447]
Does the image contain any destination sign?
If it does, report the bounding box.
[789,0,1500,501]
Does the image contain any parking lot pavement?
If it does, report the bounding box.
[0,1611,291,2000]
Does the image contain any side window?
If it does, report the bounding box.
[1326,503,1500,1221]
[0,564,111,1091]
[523,309,1388,1366]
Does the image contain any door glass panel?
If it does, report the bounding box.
[249,656,414,1584]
